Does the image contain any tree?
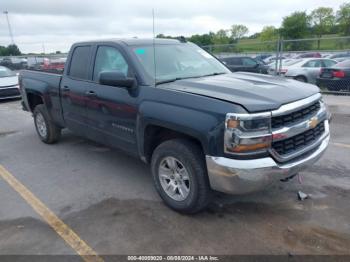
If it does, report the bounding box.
[336,2,350,36]
[259,26,279,51]
[0,44,21,56]
[6,44,21,55]
[280,11,312,50]
[189,33,215,46]
[214,29,230,44]
[0,46,7,56]
[230,24,249,42]
[310,7,334,49]
[260,26,279,41]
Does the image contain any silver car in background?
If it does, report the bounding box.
[270,58,337,84]
[0,66,20,100]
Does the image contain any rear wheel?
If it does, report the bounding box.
[33,104,61,144]
[151,139,211,214]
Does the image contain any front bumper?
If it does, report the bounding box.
[206,133,330,195]
[0,87,20,100]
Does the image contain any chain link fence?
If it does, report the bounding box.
[202,36,350,95]
[1,36,350,95]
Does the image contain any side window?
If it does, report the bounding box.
[303,60,322,68]
[323,60,336,67]
[242,57,257,66]
[228,57,241,65]
[69,46,91,80]
[93,46,129,81]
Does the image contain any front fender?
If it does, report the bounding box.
[137,100,225,159]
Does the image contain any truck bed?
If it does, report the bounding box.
[20,70,62,89]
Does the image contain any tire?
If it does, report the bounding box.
[33,104,61,144]
[295,76,307,82]
[151,139,211,214]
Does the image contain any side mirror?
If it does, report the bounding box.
[99,71,135,88]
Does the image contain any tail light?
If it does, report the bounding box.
[332,70,345,78]
[279,69,288,74]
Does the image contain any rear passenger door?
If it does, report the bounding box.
[60,45,92,136]
[302,60,323,84]
[84,45,139,155]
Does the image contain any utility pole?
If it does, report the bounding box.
[3,10,15,45]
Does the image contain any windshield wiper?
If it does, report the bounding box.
[155,72,227,85]
[155,77,185,85]
[200,72,227,77]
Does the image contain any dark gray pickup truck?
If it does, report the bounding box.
[19,39,330,213]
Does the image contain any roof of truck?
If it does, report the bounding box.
[73,38,183,46]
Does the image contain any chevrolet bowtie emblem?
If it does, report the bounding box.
[309,117,318,129]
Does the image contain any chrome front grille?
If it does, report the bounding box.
[271,101,320,129]
[269,93,329,163]
[272,121,325,156]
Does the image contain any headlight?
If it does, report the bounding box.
[224,113,272,155]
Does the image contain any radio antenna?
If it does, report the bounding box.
[152,8,157,86]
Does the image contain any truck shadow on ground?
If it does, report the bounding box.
[58,196,350,255]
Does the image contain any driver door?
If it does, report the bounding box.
[84,45,139,155]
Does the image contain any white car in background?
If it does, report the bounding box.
[271,58,337,84]
[267,59,296,75]
[0,66,20,100]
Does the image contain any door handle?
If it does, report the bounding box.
[62,86,70,91]
[85,90,97,98]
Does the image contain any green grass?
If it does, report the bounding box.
[210,34,350,53]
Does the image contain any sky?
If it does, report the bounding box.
[0,0,347,53]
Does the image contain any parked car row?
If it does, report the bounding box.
[218,53,350,91]
[0,56,67,73]
[268,58,337,84]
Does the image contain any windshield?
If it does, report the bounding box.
[132,43,229,84]
[0,66,15,78]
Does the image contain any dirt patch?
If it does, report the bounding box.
[0,130,18,137]
[283,226,350,254]
[306,164,350,179]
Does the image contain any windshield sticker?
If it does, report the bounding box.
[135,48,145,55]
[197,49,213,59]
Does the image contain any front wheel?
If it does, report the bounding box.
[151,139,211,214]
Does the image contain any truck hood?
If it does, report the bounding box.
[159,72,319,112]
